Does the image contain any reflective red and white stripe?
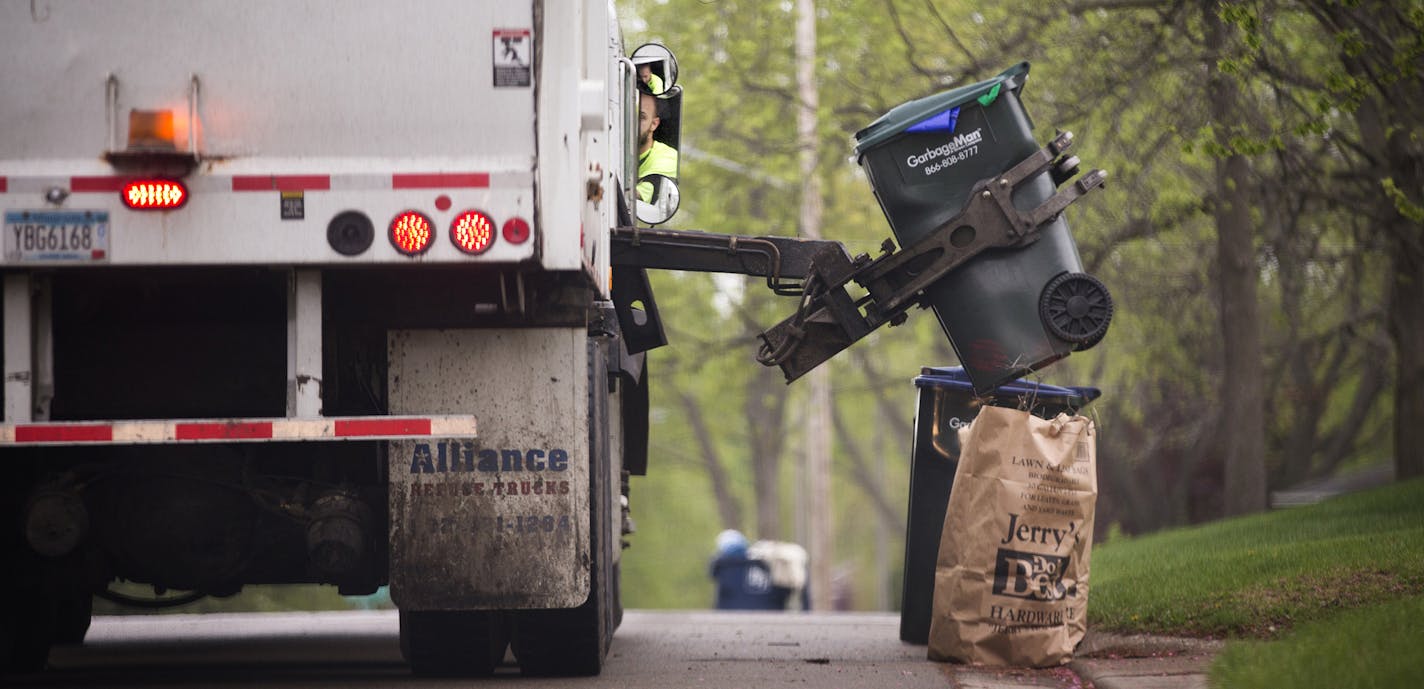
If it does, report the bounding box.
[0,415,477,446]
[0,172,493,195]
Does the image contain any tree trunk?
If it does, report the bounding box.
[830,403,907,533]
[744,362,790,540]
[1388,215,1424,479]
[1205,2,1267,515]
[795,0,833,611]
[1380,88,1424,481]
[851,348,914,455]
[677,389,743,531]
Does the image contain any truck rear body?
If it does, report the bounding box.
[2,0,638,676]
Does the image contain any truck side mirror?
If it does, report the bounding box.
[631,43,678,95]
[632,45,682,224]
[636,175,680,226]
[635,82,682,225]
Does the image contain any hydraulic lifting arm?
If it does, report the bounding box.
[610,131,1106,382]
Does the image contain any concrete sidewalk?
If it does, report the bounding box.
[1070,632,1223,689]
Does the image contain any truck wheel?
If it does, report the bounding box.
[0,587,57,674]
[509,547,613,677]
[509,477,618,676]
[504,526,615,671]
[52,591,93,645]
[510,338,620,676]
[0,552,79,674]
[398,610,508,677]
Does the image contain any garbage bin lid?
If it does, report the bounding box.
[914,365,1100,404]
[853,62,1030,156]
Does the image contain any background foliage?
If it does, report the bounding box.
[617,0,1421,610]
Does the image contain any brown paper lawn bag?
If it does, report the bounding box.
[927,405,1097,666]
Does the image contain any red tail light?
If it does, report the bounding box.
[450,210,496,255]
[121,179,188,210]
[389,211,434,255]
[502,217,531,245]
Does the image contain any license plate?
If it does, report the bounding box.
[4,210,110,262]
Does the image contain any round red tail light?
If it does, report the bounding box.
[502,217,531,245]
[389,211,434,255]
[121,179,188,210]
[450,210,496,255]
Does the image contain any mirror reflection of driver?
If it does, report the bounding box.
[638,63,663,95]
[637,84,678,204]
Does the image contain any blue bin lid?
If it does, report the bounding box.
[914,365,1100,404]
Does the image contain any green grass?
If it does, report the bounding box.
[1087,478,1424,688]
[1209,594,1424,689]
[1089,477,1424,638]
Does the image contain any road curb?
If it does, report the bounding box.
[1070,631,1223,689]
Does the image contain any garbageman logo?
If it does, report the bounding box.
[993,548,1076,601]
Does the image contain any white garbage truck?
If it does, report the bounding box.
[0,0,668,676]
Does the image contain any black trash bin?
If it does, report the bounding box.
[853,62,1111,394]
[898,366,1100,644]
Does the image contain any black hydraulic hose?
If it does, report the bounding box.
[756,273,821,366]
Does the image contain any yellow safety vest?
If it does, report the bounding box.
[637,140,679,203]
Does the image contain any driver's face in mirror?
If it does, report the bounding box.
[638,91,660,153]
[638,63,663,95]
[632,43,676,95]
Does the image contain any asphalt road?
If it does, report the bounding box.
[6,610,1088,688]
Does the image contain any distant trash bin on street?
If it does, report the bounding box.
[899,367,1100,644]
[853,62,1112,394]
[710,530,809,611]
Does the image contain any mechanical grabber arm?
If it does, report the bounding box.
[610,131,1106,382]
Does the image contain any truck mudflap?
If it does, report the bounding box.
[387,328,590,610]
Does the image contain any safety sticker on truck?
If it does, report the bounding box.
[280,191,304,220]
[493,28,532,87]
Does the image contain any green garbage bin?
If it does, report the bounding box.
[898,366,1100,644]
[854,62,1111,394]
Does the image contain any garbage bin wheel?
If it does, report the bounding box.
[1039,272,1113,347]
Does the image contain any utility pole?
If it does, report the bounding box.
[795,0,833,612]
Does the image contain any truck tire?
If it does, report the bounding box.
[509,518,620,676]
[0,569,58,674]
[0,555,72,671]
[53,592,93,645]
[509,337,621,676]
[398,610,508,677]
[508,553,612,677]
